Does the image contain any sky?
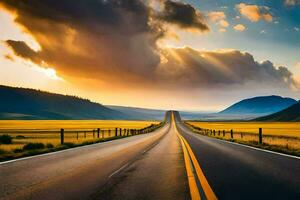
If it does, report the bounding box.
[0,0,299,111]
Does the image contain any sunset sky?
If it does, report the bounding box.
[0,0,299,111]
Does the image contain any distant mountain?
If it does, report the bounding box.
[0,85,126,120]
[219,95,297,116]
[106,106,165,120]
[107,106,208,120]
[255,102,300,122]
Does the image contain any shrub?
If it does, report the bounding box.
[23,143,45,150]
[16,135,26,139]
[0,149,7,154]
[13,148,23,153]
[46,143,54,148]
[0,135,12,144]
[62,142,74,148]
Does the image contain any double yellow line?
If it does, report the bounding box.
[172,112,217,200]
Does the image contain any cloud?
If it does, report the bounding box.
[158,47,298,89]
[284,0,300,6]
[1,0,298,93]
[1,0,164,84]
[208,11,226,22]
[1,0,210,84]
[6,40,41,63]
[156,0,209,32]
[234,24,246,31]
[260,30,267,34]
[236,3,273,22]
[297,62,300,68]
[208,11,229,28]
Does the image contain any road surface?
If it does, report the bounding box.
[174,111,300,200]
[1,111,300,200]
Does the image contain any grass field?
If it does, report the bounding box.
[186,121,300,156]
[0,120,159,152]
[187,122,300,137]
[0,120,159,130]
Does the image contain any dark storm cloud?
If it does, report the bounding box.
[1,0,162,81]
[156,0,209,31]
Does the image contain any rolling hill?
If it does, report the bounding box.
[219,95,297,116]
[106,106,165,120]
[0,85,126,120]
[255,102,300,121]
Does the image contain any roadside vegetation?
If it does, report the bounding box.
[185,121,300,157]
[0,120,163,162]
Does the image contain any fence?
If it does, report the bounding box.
[184,122,300,151]
[0,122,165,152]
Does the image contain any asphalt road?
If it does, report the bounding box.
[174,111,300,200]
[0,111,189,200]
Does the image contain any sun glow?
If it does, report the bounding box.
[0,7,41,51]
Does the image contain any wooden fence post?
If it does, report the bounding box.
[97,128,100,138]
[218,130,220,136]
[241,133,243,139]
[213,130,215,136]
[108,129,111,137]
[119,128,122,136]
[231,129,233,139]
[60,129,64,145]
[115,128,118,137]
[223,130,225,137]
[259,128,263,144]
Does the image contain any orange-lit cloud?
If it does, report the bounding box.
[208,11,226,22]
[157,47,297,90]
[236,3,273,22]
[0,7,40,51]
[208,11,229,30]
[233,24,246,31]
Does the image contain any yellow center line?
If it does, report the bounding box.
[179,136,202,200]
[172,112,218,200]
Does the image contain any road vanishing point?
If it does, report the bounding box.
[0,111,299,200]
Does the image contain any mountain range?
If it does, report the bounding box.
[219,95,297,116]
[0,85,299,121]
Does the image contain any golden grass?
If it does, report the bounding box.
[186,122,300,151]
[0,120,159,152]
[0,120,159,130]
[187,122,300,137]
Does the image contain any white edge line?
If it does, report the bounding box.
[108,163,129,178]
[219,139,300,160]
[0,129,164,165]
[190,131,300,160]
